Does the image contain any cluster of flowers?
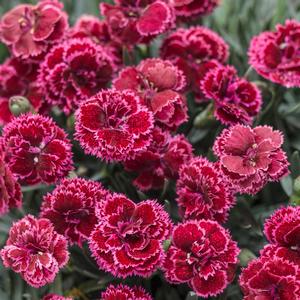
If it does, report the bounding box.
[0,0,298,299]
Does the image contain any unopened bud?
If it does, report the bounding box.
[293,176,300,195]
[193,103,216,128]
[9,96,32,116]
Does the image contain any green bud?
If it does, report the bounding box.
[238,248,257,267]
[163,239,171,252]
[9,96,32,116]
[293,176,300,195]
[193,103,216,128]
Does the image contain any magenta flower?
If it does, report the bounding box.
[101,284,152,300]
[89,193,172,278]
[164,220,239,298]
[40,178,108,246]
[75,89,154,162]
[0,0,68,58]
[0,215,69,288]
[213,125,289,194]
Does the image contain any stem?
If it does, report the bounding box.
[282,101,300,117]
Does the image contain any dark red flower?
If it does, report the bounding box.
[2,113,73,185]
[264,206,300,251]
[213,125,289,194]
[75,89,154,162]
[38,37,114,114]
[164,220,239,298]
[40,178,108,246]
[0,155,22,216]
[173,0,220,18]
[176,157,235,223]
[101,1,175,45]
[101,284,152,300]
[161,27,229,100]
[249,19,300,87]
[114,58,187,130]
[0,57,43,125]
[43,294,72,300]
[124,127,193,191]
[201,65,262,125]
[0,0,68,58]
[89,193,172,278]
[239,256,300,300]
[70,15,122,67]
[0,215,69,288]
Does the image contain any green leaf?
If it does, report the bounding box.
[290,151,300,179]
[280,175,293,196]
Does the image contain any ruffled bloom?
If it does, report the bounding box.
[43,294,72,300]
[101,284,152,300]
[101,1,175,45]
[124,127,193,191]
[239,256,300,299]
[161,26,229,99]
[0,0,68,58]
[114,58,187,130]
[201,65,262,125]
[164,220,239,298]
[75,89,154,162]
[69,15,122,66]
[173,0,219,18]
[249,19,300,87]
[213,125,289,194]
[0,57,42,125]
[0,215,69,288]
[0,156,22,216]
[2,113,73,185]
[38,38,114,114]
[40,178,108,246]
[176,157,235,223]
[89,193,172,278]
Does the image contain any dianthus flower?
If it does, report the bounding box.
[176,157,235,223]
[89,193,172,278]
[249,19,300,87]
[40,178,108,246]
[213,125,289,194]
[161,27,229,99]
[164,220,239,298]
[0,215,69,288]
[100,1,175,45]
[38,38,114,114]
[173,0,219,18]
[0,57,42,125]
[239,256,300,299]
[201,65,262,125]
[69,15,122,67]
[0,0,68,58]
[43,294,72,300]
[0,155,22,216]
[124,127,193,191]
[114,58,187,130]
[2,114,73,185]
[101,284,152,300]
[75,89,154,162]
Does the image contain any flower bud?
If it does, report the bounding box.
[9,96,32,116]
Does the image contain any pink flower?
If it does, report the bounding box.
[173,0,220,18]
[0,215,69,288]
[114,58,187,130]
[161,27,229,99]
[101,1,175,45]
[164,220,239,298]
[239,256,300,300]
[40,178,108,246]
[75,89,154,162]
[2,113,73,185]
[249,19,300,87]
[0,0,68,58]
[213,125,289,194]
[201,65,262,125]
[43,294,72,300]
[124,128,193,191]
[0,57,42,125]
[101,284,152,300]
[264,206,300,251]
[89,193,172,278]
[176,157,235,223]
[38,38,114,114]
[0,156,22,216]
